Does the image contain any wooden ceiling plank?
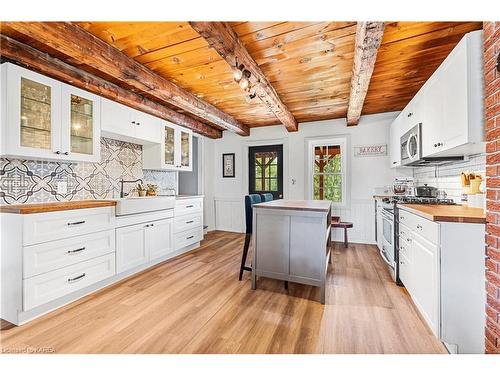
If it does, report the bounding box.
[2,22,249,136]
[0,35,221,139]
[346,22,385,126]
[190,21,298,132]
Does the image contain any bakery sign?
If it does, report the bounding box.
[354,144,387,157]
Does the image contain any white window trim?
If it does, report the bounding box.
[306,136,349,208]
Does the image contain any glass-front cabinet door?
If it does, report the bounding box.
[179,129,192,171]
[163,124,176,169]
[3,63,62,159]
[2,63,101,162]
[61,85,101,162]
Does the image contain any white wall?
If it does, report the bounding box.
[204,112,405,244]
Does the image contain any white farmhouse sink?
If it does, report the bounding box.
[114,196,175,216]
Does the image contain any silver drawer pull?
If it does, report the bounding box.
[186,235,194,240]
[416,224,423,230]
[68,273,86,283]
[406,238,411,243]
[67,220,86,226]
[186,205,194,208]
[186,220,194,224]
[67,246,85,254]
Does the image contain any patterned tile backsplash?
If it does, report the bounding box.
[0,138,177,205]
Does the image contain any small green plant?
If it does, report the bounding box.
[146,184,158,196]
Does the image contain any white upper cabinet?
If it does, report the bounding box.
[389,114,403,168]
[421,30,484,157]
[143,122,193,172]
[389,30,484,164]
[61,85,101,162]
[101,98,160,145]
[1,63,101,162]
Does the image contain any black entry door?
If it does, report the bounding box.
[249,144,283,200]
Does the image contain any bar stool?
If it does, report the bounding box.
[331,217,354,248]
[239,194,261,280]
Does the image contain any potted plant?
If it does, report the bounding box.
[146,184,158,196]
[135,183,147,197]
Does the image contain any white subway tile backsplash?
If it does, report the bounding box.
[413,154,485,202]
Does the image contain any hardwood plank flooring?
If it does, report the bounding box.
[0,231,446,354]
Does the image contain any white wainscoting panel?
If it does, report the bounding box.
[330,199,376,244]
[214,198,244,233]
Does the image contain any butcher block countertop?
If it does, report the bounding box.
[398,204,486,224]
[0,200,117,214]
[253,199,332,212]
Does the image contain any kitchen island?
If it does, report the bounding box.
[251,200,332,304]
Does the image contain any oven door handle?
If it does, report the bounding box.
[381,211,394,222]
[380,247,394,267]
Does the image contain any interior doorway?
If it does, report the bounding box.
[178,135,201,195]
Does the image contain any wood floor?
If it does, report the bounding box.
[0,231,446,354]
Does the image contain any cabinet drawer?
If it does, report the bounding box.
[174,199,202,217]
[398,252,411,288]
[175,227,203,250]
[399,209,439,245]
[399,240,411,261]
[174,214,202,234]
[24,230,115,278]
[23,253,115,311]
[23,207,115,246]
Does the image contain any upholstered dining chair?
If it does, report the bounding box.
[260,193,274,202]
[239,194,262,280]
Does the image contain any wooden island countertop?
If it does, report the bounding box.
[253,199,332,212]
[398,204,486,224]
[0,200,117,214]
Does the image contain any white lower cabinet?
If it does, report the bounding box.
[174,197,204,250]
[148,218,174,261]
[24,253,115,311]
[410,237,439,335]
[23,229,115,278]
[1,199,203,326]
[116,222,149,273]
[398,207,485,353]
[116,218,174,273]
[398,210,440,336]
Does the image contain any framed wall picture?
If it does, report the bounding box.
[222,153,235,178]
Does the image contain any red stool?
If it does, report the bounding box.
[331,219,353,248]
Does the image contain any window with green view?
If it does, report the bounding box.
[313,145,342,203]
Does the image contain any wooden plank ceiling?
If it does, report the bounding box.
[1,21,483,132]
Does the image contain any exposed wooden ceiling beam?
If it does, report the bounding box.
[0,35,222,139]
[1,22,249,136]
[190,22,298,132]
[346,22,385,126]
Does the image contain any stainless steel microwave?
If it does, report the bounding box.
[400,123,422,166]
[400,123,465,167]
